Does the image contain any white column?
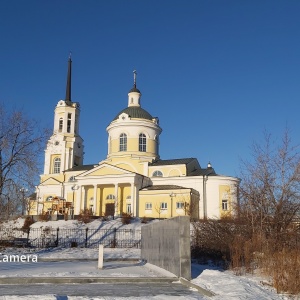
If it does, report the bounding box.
[71,113,76,134]
[130,183,135,216]
[81,186,86,211]
[74,186,81,215]
[93,184,97,215]
[69,147,73,170]
[60,147,66,173]
[134,185,139,217]
[64,114,68,133]
[114,183,119,217]
[98,186,102,216]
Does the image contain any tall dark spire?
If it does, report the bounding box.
[65,53,72,104]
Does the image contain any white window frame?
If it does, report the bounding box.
[139,133,146,152]
[160,202,167,210]
[53,157,61,174]
[145,203,152,210]
[176,202,184,209]
[106,194,115,200]
[222,199,228,211]
[119,133,127,151]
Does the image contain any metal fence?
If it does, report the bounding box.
[0,227,141,248]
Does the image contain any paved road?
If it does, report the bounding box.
[0,282,205,299]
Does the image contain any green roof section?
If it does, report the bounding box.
[188,167,217,176]
[113,106,153,121]
[149,158,196,166]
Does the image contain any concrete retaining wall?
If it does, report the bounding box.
[141,216,191,280]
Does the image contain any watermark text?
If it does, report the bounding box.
[0,254,38,263]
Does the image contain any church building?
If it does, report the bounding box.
[31,58,239,220]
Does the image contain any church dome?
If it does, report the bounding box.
[113,106,153,121]
[128,86,141,93]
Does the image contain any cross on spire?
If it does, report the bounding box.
[133,70,137,88]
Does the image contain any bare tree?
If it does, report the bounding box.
[239,130,300,239]
[0,105,49,218]
[154,202,162,219]
[191,130,300,294]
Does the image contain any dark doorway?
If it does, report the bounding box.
[105,203,115,216]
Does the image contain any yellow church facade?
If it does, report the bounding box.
[31,59,239,220]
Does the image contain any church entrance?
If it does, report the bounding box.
[105,203,115,216]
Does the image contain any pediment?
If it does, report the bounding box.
[40,177,62,185]
[78,163,134,177]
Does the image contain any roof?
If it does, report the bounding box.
[28,192,37,199]
[188,167,217,176]
[141,185,191,191]
[65,164,96,172]
[149,158,196,166]
[113,106,153,121]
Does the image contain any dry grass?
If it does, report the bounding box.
[192,220,300,295]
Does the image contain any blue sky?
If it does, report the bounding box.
[1,1,300,178]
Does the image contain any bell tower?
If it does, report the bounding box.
[43,55,84,176]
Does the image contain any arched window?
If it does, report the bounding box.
[59,118,63,132]
[152,170,163,177]
[53,157,61,174]
[119,133,127,151]
[139,133,146,152]
[106,194,115,200]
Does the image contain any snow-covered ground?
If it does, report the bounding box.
[0,217,297,299]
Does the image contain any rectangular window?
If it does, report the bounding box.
[222,200,228,211]
[53,158,61,174]
[145,203,152,210]
[126,204,132,214]
[176,202,184,209]
[67,113,72,133]
[160,202,167,210]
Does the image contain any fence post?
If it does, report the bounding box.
[113,228,117,248]
[85,228,88,248]
[27,227,30,246]
[56,227,59,247]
